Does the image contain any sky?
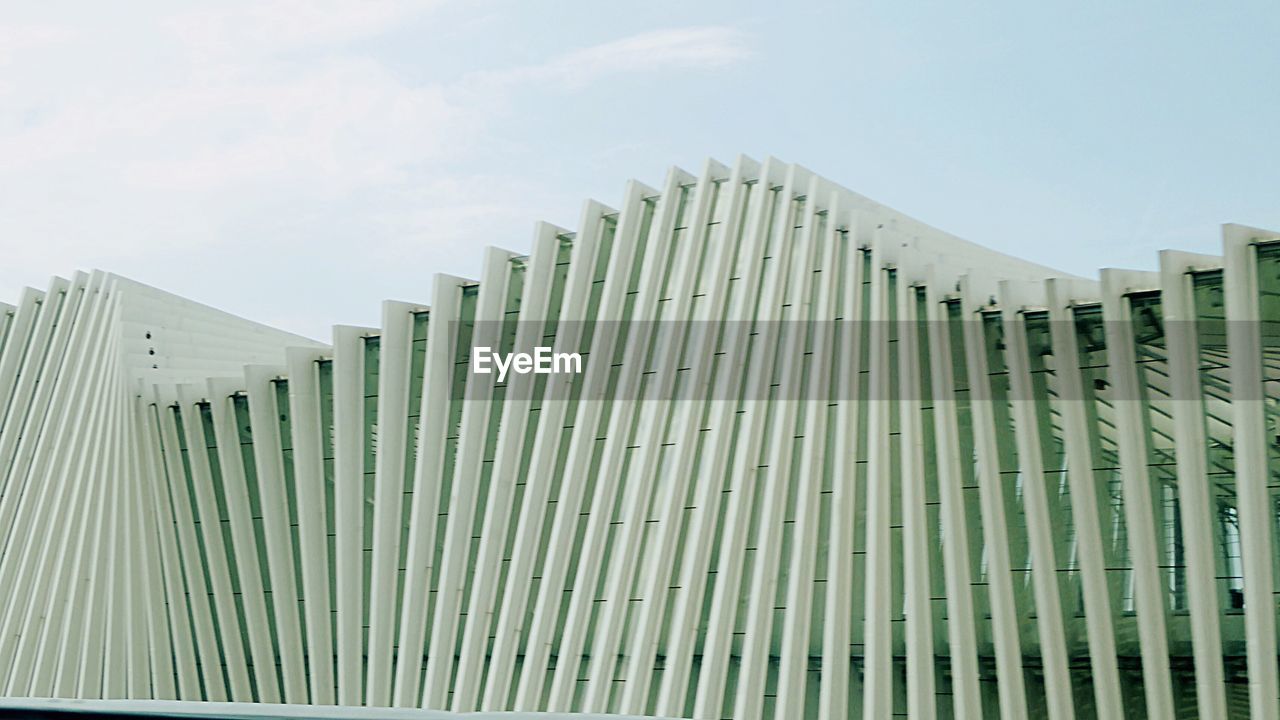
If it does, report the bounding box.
[1,1,1277,341]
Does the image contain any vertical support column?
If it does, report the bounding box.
[999,281,1074,720]
[207,375,281,704]
[176,383,252,700]
[286,346,336,705]
[63,345,119,699]
[422,249,515,709]
[924,274,982,720]
[1044,279,1125,720]
[650,154,768,712]
[244,364,309,704]
[392,276,465,706]
[453,221,567,710]
[123,396,148,699]
[92,364,128,699]
[129,395,176,699]
[364,302,417,707]
[483,202,608,710]
[734,175,824,720]
[861,237,893,720]
[581,169,699,713]
[527,181,655,711]
[155,391,229,701]
[1224,224,1280,719]
[776,192,845,717]
[613,160,732,715]
[958,275,1027,720]
[818,218,866,720]
[1158,251,1229,720]
[0,277,94,694]
[898,269,937,720]
[651,157,774,718]
[1099,269,1175,719]
[141,395,201,700]
[331,324,371,706]
[688,162,798,719]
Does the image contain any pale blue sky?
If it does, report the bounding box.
[1,1,1276,340]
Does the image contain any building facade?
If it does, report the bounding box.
[0,157,1277,719]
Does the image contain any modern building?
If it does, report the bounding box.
[0,157,1277,719]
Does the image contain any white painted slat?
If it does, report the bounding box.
[0,277,91,692]
[958,273,1028,720]
[422,249,516,710]
[653,156,771,718]
[898,268,936,720]
[924,271,982,720]
[1224,224,1280,719]
[692,161,800,720]
[572,168,696,714]
[774,190,842,718]
[207,376,282,703]
[1043,278,1125,720]
[331,325,371,706]
[139,394,200,700]
[393,276,467,706]
[478,207,606,708]
[244,364,309,703]
[613,160,734,717]
[1156,252,1229,720]
[523,182,655,711]
[1099,269,1175,719]
[450,223,565,710]
[860,236,894,720]
[733,173,824,720]
[285,346,337,704]
[364,301,419,707]
[999,280,1074,720]
[175,383,253,701]
[817,214,866,720]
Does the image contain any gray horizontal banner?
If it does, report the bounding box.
[438,320,1280,402]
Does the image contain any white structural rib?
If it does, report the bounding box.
[1158,250,1229,720]
[452,222,565,711]
[897,250,937,720]
[1225,224,1280,720]
[0,156,1273,720]
[924,268,981,720]
[1100,269,1176,719]
[1000,279,1073,720]
[958,272,1029,720]
[1044,277,1125,720]
[578,167,689,712]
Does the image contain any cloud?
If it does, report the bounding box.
[473,25,751,91]
[0,4,750,337]
[0,23,75,65]
[0,23,77,99]
[163,0,433,58]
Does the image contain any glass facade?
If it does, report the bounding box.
[0,163,1276,719]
